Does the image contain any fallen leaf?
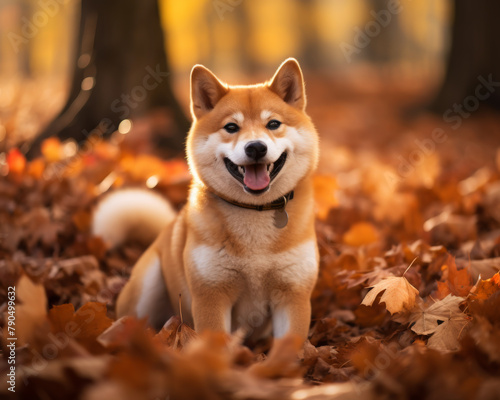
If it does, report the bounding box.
[344,266,394,289]
[362,276,419,314]
[11,274,49,347]
[154,315,182,348]
[172,319,198,350]
[7,148,26,174]
[48,302,113,354]
[436,255,473,298]
[427,313,470,352]
[468,273,500,300]
[460,257,500,280]
[97,316,150,350]
[410,295,464,336]
[48,303,76,333]
[343,222,380,247]
[41,137,63,162]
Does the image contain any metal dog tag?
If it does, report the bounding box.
[274,209,288,229]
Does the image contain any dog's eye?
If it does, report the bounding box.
[266,120,281,130]
[223,123,240,134]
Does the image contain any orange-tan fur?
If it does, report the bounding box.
[100,58,320,341]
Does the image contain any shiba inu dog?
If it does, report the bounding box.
[93,58,320,340]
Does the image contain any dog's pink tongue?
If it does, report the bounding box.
[244,164,270,190]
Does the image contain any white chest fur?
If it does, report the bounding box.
[190,238,318,335]
[191,239,317,285]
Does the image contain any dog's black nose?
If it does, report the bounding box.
[244,141,267,161]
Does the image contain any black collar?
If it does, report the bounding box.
[213,191,294,211]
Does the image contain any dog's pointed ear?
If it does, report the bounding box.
[268,58,306,110]
[190,65,228,119]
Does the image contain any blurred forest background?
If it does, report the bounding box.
[2,2,500,398]
[0,0,454,154]
[1,0,450,77]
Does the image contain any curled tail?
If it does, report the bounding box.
[92,188,176,247]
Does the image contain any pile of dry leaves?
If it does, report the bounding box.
[1,124,500,399]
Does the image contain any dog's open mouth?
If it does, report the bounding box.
[224,152,287,194]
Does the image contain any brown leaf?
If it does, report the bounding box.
[354,303,387,327]
[48,302,113,354]
[436,255,473,298]
[344,267,394,289]
[48,303,76,332]
[153,315,182,348]
[468,272,500,300]
[410,295,464,336]
[361,276,419,314]
[172,319,198,350]
[11,274,49,347]
[97,316,150,350]
[248,334,303,379]
[427,313,470,352]
[461,257,500,280]
[343,222,380,247]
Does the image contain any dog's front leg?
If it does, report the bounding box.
[272,291,312,341]
[191,291,232,334]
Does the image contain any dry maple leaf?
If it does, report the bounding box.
[468,272,500,300]
[436,255,473,299]
[172,319,198,350]
[154,315,182,347]
[362,276,419,315]
[97,316,152,350]
[410,295,464,336]
[48,302,113,354]
[343,222,380,247]
[344,266,394,289]
[427,313,470,352]
[460,257,500,280]
[11,274,49,347]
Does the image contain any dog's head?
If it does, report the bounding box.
[186,58,319,205]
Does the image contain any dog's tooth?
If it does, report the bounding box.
[238,166,245,175]
[268,163,274,173]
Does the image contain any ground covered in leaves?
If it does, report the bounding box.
[1,76,500,399]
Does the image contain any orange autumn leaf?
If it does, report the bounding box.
[154,316,182,348]
[27,158,45,178]
[97,316,154,350]
[41,137,63,162]
[162,159,191,184]
[362,276,419,314]
[436,255,473,298]
[72,210,92,231]
[7,148,26,174]
[93,140,119,159]
[313,175,338,220]
[48,302,113,354]
[343,222,380,246]
[469,272,500,300]
[435,281,452,299]
[121,154,166,181]
[48,303,77,333]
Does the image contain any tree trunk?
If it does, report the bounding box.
[429,0,500,112]
[25,0,190,159]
